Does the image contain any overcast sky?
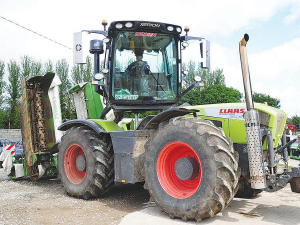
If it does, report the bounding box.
[0,0,300,117]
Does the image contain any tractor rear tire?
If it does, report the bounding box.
[58,126,114,199]
[144,117,240,221]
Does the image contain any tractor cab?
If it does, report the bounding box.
[110,28,178,107]
[74,20,210,113]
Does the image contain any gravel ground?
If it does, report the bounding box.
[0,169,150,225]
[1,160,300,225]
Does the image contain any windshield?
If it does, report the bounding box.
[112,31,178,102]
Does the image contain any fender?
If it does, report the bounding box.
[58,119,122,134]
[141,107,198,130]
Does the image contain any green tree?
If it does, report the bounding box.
[253,92,280,108]
[182,61,225,89]
[179,89,202,106]
[83,57,93,82]
[0,60,6,107]
[71,56,94,85]
[71,64,82,84]
[0,111,9,129]
[0,110,4,128]
[179,84,242,106]
[44,60,54,73]
[179,62,228,105]
[20,55,32,78]
[56,59,76,120]
[291,115,300,125]
[204,68,226,87]
[0,61,6,128]
[31,60,43,76]
[182,61,197,88]
[7,60,21,128]
[56,59,71,95]
[200,84,242,104]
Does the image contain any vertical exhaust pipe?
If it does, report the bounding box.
[239,34,266,189]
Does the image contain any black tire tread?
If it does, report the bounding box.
[144,117,240,221]
[58,126,114,199]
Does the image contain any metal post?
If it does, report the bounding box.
[94,53,100,93]
[282,131,288,168]
[135,113,139,129]
[239,34,254,111]
[94,53,100,74]
[267,130,276,169]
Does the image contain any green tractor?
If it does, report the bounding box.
[12,20,300,222]
[59,21,241,221]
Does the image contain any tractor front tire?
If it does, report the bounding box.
[144,117,240,221]
[58,126,114,199]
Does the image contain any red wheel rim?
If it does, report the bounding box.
[156,142,202,199]
[64,144,86,184]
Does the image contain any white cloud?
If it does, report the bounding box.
[0,0,297,40]
[284,6,300,24]
[171,0,292,37]
[212,38,300,117]
[249,38,300,116]
[1,0,300,116]
[210,43,243,90]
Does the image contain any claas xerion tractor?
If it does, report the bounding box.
[12,20,300,222]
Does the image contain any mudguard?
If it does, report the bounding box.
[140,107,198,130]
[58,119,122,133]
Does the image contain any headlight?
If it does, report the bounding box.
[167,26,174,31]
[125,22,133,28]
[102,68,109,74]
[176,27,182,33]
[194,76,201,82]
[115,23,123,29]
[95,73,105,80]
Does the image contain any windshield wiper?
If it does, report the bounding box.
[145,65,166,93]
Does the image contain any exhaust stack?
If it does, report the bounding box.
[239,34,266,189]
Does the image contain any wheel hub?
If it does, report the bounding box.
[156,141,203,199]
[76,155,86,172]
[174,157,199,181]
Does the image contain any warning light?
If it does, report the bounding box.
[184,26,190,36]
[102,20,108,26]
[102,20,108,31]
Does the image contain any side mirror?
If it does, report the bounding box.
[90,40,104,54]
[200,40,210,69]
[73,32,88,64]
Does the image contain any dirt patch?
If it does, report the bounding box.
[0,169,150,225]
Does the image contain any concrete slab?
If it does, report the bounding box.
[119,184,300,225]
